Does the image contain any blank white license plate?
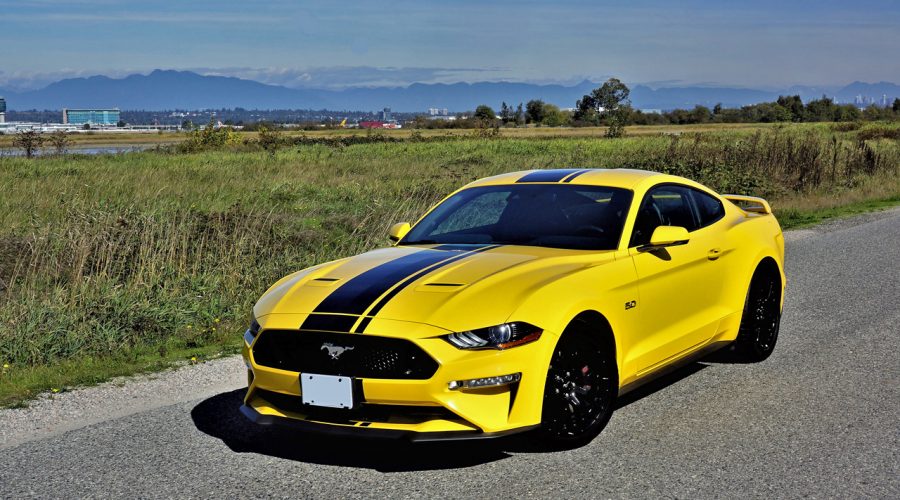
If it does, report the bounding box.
[301,373,354,409]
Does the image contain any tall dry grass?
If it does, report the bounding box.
[0,123,897,372]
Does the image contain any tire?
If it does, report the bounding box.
[538,330,618,447]
[733,263,782,362]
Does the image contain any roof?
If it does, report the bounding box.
[465,168,671,191]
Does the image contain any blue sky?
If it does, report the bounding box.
[2,0,898,91]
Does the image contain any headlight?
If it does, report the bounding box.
[243,314,261,344]
[445,322,542,350]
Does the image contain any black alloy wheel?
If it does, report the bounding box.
[734,266,782,362]
[539,331,617,446]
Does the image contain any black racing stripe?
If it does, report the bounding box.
[356,245,499,333]
[561,169,591,183]
[308,249,458,317]
[300,314,358,332]
[516,169,584,183]
[354,316,373,334]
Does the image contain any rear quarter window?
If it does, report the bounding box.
[691,189,725,228]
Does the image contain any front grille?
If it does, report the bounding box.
[256,389,458,425]
[252,330,438,379]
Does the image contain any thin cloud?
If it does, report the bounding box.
[190,66,510,90]
[0,67,511,92]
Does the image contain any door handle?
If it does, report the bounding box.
[707,248,722,260]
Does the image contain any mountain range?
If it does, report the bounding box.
[1,70,898,112]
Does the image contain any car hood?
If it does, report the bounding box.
[255,244,615,334]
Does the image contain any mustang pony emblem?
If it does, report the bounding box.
[321,342,355,360]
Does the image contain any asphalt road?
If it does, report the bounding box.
[2,209,898,499]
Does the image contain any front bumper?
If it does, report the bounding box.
[241,315,557,438]
[239,403,538,442]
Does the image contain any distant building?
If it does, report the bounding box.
[428,107,449,116]
[0,97,6,124]
[62,108,120,126]
[380,107,392,121]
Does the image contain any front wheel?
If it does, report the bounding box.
[538,331,617,447]
[733,264,782,362]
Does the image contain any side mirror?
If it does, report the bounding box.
[388,222,411,242]
[640,226,690,251]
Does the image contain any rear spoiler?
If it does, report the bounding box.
[723,194,772,215]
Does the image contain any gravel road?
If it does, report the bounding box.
[2,208,898,499]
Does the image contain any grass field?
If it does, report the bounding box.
[1,122,898,405]
[0,123,778,150]
[0,132,182,148]
[280,122,777,138]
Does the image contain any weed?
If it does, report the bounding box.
[0,123,897,404]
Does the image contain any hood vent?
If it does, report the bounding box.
[305,277,342,288]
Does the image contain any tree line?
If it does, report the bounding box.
[628,94,900,125]
[427,79,900,136]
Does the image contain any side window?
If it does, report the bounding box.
[690,189,725,228]
[630,185,699,247]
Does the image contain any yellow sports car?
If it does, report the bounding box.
[240,168,785,445]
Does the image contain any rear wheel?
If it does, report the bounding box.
[538,330,617,447]
[733,264,782,362]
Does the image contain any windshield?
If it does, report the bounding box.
[401,184,633,250]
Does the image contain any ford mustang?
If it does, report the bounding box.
[240,168,785,445]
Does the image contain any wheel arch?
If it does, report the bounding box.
[560,310,620,377]
[729,240,784,310]
[747,254,785,308]
[754,256,782,282]
[756,254,784,304]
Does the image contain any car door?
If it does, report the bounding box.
[687,187,733,320]
[626,184,727,375]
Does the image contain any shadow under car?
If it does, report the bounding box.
[191,359,713,471]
